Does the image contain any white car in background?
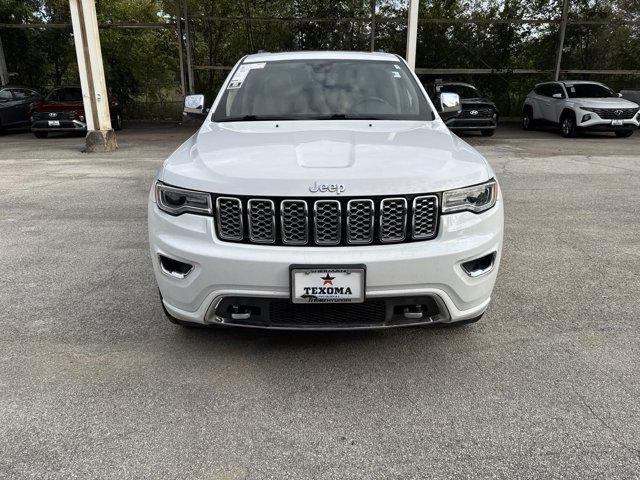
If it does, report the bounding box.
[148,51,503,330]
[522,80,640,137]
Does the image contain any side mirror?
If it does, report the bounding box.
[552,93,563,99]
[438,92,461,120]
[618,92,623,98]
[183,94,207,118]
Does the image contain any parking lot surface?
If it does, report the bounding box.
[1,124,639,479]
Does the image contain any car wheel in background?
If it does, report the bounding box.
[560,113,577,138]
[522,107,534,130]
[113,113,123,131]
[34,131,48,139]
[615,130,633,138]
[481,129,495,137]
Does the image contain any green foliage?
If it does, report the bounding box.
[1,0,638,119]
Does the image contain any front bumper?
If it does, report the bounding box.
[148,196,503,329]
[446,118,498,131]
[31,119,87,132]
[575,111,639,131]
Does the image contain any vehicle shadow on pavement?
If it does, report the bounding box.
[162,317,479,358]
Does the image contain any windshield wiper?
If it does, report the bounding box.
[216,115,287,122]
[321,114,383,120]
[216,114,385,122]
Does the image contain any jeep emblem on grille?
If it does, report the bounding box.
[309,181,346,194]
[470,110,478,116]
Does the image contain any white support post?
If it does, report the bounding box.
[406,0,419,71]
[0,33,9,86]
[183,0,195,94]
[554,0,570,81]
[176,0,186,96]
[69,0,117,152]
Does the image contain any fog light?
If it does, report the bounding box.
[461,252,496,277]
[158,254,193,279]
[582,114,591,122]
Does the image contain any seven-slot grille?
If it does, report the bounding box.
[215,195,439,246]
[584,107,638,119]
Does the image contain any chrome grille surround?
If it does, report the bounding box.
[216,197,243,241]
[412,195,439,240]
[313,200,341,245]
[379,198,408,243]
[247,199,275,243]
[346,199,374,244]
[213,194,439,246]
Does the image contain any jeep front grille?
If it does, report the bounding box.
[215,195,439,246]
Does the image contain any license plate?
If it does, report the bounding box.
[48,120,60,126]
[290,266,365,304]
[612,119,623,126]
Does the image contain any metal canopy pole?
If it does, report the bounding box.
[183,0,194,94]
[175,0,186,96]
[0,33,8,86]
[554,0,570,80]
[369,0,376,52]
[69,0,117,152]
[406,0,419,70]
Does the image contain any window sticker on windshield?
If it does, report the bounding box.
[392,71,401,78]
[228,62,266,89]
[394,64,401,69]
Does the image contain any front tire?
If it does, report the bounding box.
[522,107,534,130]
[481,129,495,137]
[113,113,123,131]
[615,130,633,138]
[560,113,577,138]
[34,131,48,139]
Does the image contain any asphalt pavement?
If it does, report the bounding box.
[1,124,639,479]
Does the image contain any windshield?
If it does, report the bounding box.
[213,59,433,122]
[438,84,480,99]
[565,83,616,99]
[46,88,83,102]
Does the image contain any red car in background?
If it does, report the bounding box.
[30,86,123,138]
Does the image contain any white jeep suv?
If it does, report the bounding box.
[522,80,640,138]
[148,51,503,330]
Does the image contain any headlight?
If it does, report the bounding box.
[442,179,498,214]
[155,182,212,216]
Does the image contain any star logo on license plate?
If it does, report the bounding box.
[321,273,335,285]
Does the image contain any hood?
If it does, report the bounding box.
[569,97,639,109]
[461,97,495,107]
[33,102,84,112]
[161,120,494,197]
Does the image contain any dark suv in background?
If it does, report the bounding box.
[30,86,123,138]
[0,86,42,133]
[426,81,498,136]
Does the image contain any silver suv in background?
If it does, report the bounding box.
[522,81,639,138]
